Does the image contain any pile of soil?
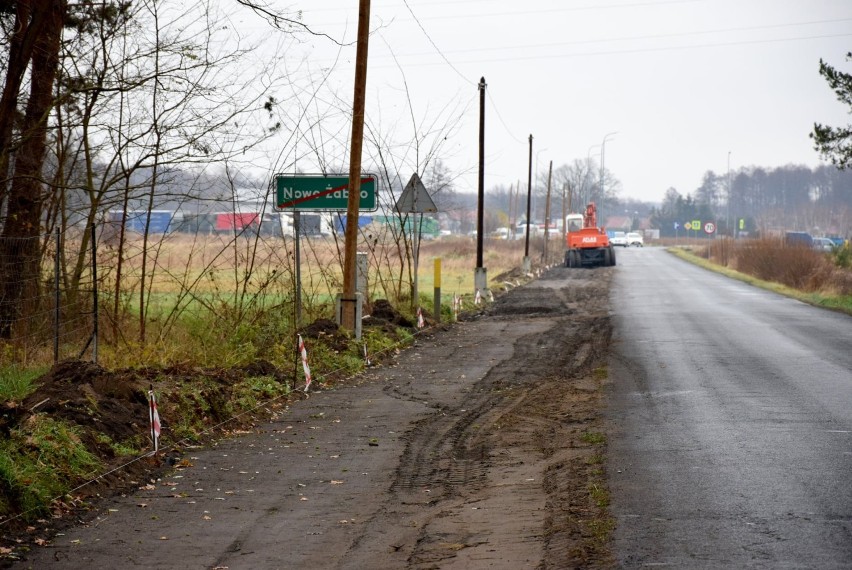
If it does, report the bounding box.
[0,298,420,556]
[299,318,350,352]
[0,359,292,557]
[370,299,414,329]
[18,361,150,453]
[366,299,415,328]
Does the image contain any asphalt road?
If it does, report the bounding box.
[607,247,852,568]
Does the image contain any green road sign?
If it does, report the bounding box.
[275,174,377,211]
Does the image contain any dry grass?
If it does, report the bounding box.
[0,229,557,370]
[707,237,849,294]
[672,238,852,317]
[101,231,553,298]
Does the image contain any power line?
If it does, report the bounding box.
[368,32,852,69]
[303,0,705,19]
[395,0,706,23]
[400,0,474,85]
[373,17,852,61]
[486,90,525,146]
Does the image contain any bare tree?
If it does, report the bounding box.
[52,1,293,343]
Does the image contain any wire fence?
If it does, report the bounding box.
[0,205,539,370]
[0,229,96,365]
[0,218,421,368]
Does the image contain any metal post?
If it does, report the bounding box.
[585,145,600,207]
[294,211,301,326]
[523,134,533,272]
[90,223,98,364]
[727,151,732,237]
[54,227,59,363]
[356,251,368,305]
[561,181,568,249]
[599,132,617,225]
[413,214,420,308]
[433,258,441,323]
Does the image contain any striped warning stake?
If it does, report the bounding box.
[148,388,161,453]
[417,307,425,328]
[298,334,312,392]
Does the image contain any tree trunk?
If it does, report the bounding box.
[0,1,38,209]
[0,0,66,338]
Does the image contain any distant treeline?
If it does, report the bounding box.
[650,164,852,238]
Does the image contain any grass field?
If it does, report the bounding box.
[2,232,557,370]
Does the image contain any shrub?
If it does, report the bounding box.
[734,238,830,291]
[831,242,852,269]
[707,237,735,267]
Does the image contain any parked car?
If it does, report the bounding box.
[627,232,644,247]
[785,231,813,248]
[812,237,835,252]
[611,231,628,247]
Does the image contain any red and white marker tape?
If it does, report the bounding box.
[148,389,161,453]
[298,334,312,391]
[417,307,424,328]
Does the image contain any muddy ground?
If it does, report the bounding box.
[4,265,614,569]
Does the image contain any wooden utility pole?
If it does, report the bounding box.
[523,135,533,272]
[476,77,486,269]
[474,77,487,298]
[341,0,371,332]
[543,160,553,262]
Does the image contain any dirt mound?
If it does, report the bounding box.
[299,318,349,352]
[366,299,414,328]
[238,359,285,380]
[492,266,528,283]
[20,360,150,453]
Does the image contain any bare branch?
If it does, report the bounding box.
[234,0,350,47]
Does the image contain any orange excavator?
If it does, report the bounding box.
[564,202,616,268]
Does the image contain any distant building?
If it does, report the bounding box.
[603,216,632,232]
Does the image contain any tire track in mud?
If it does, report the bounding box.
[343,268,615,569]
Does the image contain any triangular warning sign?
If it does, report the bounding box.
[395,173,437,213]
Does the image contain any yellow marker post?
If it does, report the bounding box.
[434,258,441,323]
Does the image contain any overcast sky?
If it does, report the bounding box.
[250,0,852,204]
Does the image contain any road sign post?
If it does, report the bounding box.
[395,173,437,310]
[274,173,377,338]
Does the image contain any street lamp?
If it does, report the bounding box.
[585,144,601,207]
[600,131,617,223]
[727,151,732,237]
[534,147,548,224]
